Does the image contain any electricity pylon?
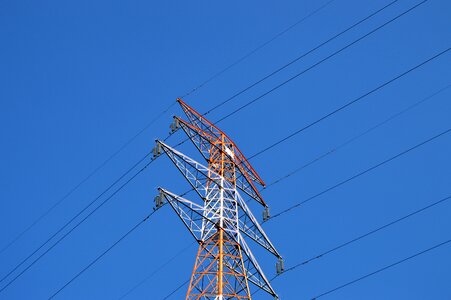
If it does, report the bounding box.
[154,99,283,299]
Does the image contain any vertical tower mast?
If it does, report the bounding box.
[154,99,282,299]
[186,133,250,299]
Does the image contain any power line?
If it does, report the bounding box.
[180,79,451,194]
[128,52,449,300]
[0,2,428,286]
[130,83,450,298]
[2,0,332,257]
[137,80,450,300]
[264,83,451,188]
[41,190,193,298]
[247,44,450,160]
[160,191,451,299]
[155,0,404,151]
[0,152,152,285]
[162,278,190,300]
[0,0,327,260]
[157,127,451,299]
[216,0,430,126]
[167,46,449,194]
[135,83,451,300]
[279,194,451,275]
[203,0,399,116]
[4,2,346,289]
[0,157,156,294]
[150,122,451,299]
[117,243,195,300]
[164,49,450,204]
[4,1,436,296]
[47,211,159,299]
[269,127,451,220]
[175,125,451,294]
[311,238,451,299]
[181,0,337,99]
[0,102,175,257]
[158,2,441,165]
[34,1,443,295]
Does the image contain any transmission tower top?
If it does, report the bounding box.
[154,99,283,299]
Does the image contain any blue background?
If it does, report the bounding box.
[1,0,450,299]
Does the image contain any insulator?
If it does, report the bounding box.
[154,191,165,209]
[169,118,180,134]
[263,206,270,222]
[153,142,162,158]
[276,257,284,275]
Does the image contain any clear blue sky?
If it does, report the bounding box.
[1,0,450,299]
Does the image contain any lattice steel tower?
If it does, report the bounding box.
[154,99,283,299]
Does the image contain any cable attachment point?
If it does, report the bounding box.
[169,117,180,134]
[276,257,285,275]
[263,206,271,222]
[154,188,166,210]
[152,141,162,158]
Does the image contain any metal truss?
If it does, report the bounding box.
[175,117,266,207]
[154,99,283,299]
[157,141,281,258]
[159,189,278,297]
[175,99,266,206]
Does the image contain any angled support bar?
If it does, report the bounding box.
[158,188,206,242]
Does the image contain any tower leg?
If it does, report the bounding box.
[186,229,251,300]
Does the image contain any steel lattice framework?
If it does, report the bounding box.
[154,99,283,299]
